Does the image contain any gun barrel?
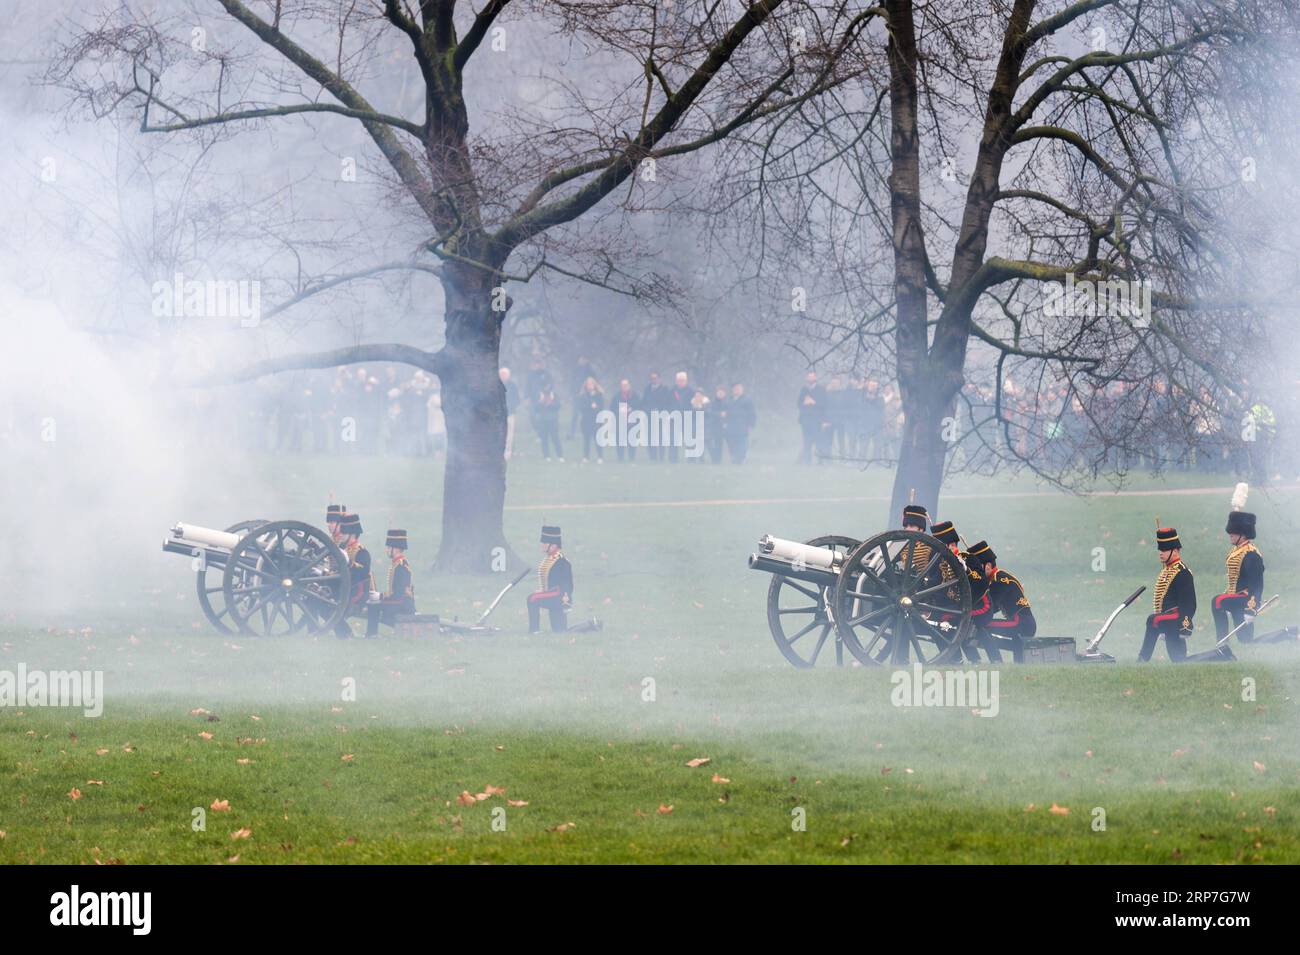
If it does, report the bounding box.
[171,522,243,551]
[748,535,841,586]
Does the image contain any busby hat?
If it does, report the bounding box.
[540,524,562,546]
[965,540,996,566]
[326,503,346,524]
[1226,511,1256,539]
[385,528,408,550]
[930,520,959,546]
[1156,527,1181,551]
[341,513,363,536]
[901,504,929,529]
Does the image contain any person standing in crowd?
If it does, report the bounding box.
[688,386,710,464]
[577,376,605,463]
[706,385,728,463]
[525,356,553,404]
[533,380,564,461]
[797,371,826,465]
[668,371,692,463]
[500,367,520,460]
[825,375,849,458]
[643,371,668,462]
[609,378,639,462]
[568,355,596,438]
[726,382,756,463]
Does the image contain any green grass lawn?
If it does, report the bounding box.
[3,443,1299,863]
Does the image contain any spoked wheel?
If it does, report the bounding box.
[833,530,972,667]
[766,535,860,668]
[195,519,268,634]
[222,520,351,636]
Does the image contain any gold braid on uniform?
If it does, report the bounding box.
[906,541,933,574]
[346,539,375,592]
[538,551,561,591]
[386,555,409,598]
[1153,560,1183,613]
[1225,541,1258,594]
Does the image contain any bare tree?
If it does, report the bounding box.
[48,0,872,570]
[724,0,1299,516]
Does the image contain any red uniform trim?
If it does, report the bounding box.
[985,614,1020,631]
[1153,609,1179,624]
[1214,592,1246,608]
[529,590,560,602]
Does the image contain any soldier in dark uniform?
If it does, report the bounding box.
[326,502,345,544]
[1138,527,1195,662]
[1212,510,1264,646]
[334,513,375,639]
[528,524,573,633]
[366,529,416,638]
[966,540,1036,663]
[927,520,982,662]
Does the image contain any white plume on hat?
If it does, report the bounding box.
[1230,482,1250,511]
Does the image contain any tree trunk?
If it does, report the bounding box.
[433,265,522,573]
[890,391,951,521]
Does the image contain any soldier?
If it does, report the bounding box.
[528,524,573,633]
[928,520,981,662]
[366,529,416,638]
[1138,527,1195,662]
[966,541,1036,663]
[1212,509,1263,645]
[335,513,375,639]
[326,503,346,544]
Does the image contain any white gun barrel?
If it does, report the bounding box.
[758,535,841,572]
[171,522,242,551]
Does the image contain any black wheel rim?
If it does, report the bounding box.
[223,521,350,636]
[766,535,860,668]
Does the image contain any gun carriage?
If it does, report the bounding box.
[750,529,1154,667]
[163,520,351,636]
[751,530,974,667]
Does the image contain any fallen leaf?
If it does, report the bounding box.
[230,828,252,840]
[685,757,711,768]
[95,748,108,756]
[456,791,477,807]
[657,804,674,815]
[904,768,915,775]
[210,799,231,812]
[227,855,240,863]
[85,780,104,786]
[198,732,213,741]
[1049,803,1070,816]
[68,788,82,801]
[547,822,577,832]
[0,830,6,839]
[1172,748,1188,758]
[236,758,253,765]
[1264,806,1277,816]
[341,754,355,762]
[190,708,210,716]
[482,784,507,797]
[506,799,529,807]
[1254,761,1266,772]
[711,774,731,784]
[1024,803,1037,812]
[1085,750,1094,758]
[249,715,262,722]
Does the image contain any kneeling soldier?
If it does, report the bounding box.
[1213,510,1263,646]
[528,524,574,633]
[366,529,416,638]
[1139,527,1195,662]
[966,541,1036,663]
